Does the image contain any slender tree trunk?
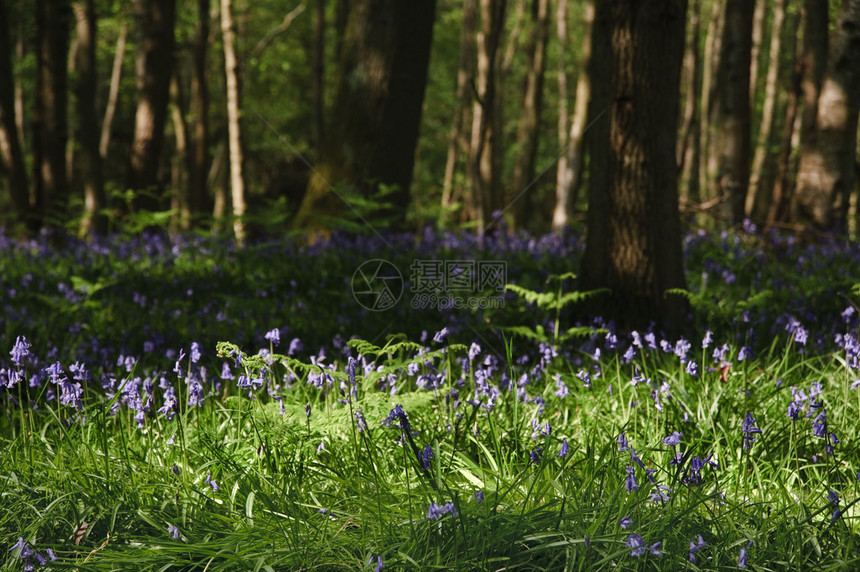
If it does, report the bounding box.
[221,0,246,244]
[71,0,107,236]
[749,0,767,109]
[678,0,701,207]
[552,0,571,232]
[468,0,507,234]
[699,0,724,206]
[14,0,25,147]
[311,0,325,150]
[188,0,210,227]
[128,0,176,213]
[747,0,786,221]
[100,22,126,159]
[441,0,476,226]
[33,0,71,227]
[0,0,32,229]
[508,0,549,230]
[169,71,189,231]
[793,0,860,231]
[713,0,754,224]
[295,0,437,234]
[580,0,689,331]
[767,10,802,229]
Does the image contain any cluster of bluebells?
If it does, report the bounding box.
[786,381,839,455]
[427,501,457,521]
[7,537,56,570]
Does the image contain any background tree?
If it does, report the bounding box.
[580,0,689,330]
[127,0,176,212]
[293,0,437,233]
[792,0,860,231]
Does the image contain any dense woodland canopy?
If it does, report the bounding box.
[1,0,859,326]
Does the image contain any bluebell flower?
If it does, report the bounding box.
[662,431,683,447]
[288,338,302,356]
[626,534,660,557]
[221,362,235,380]
[738,346,752,361]
[265,329,280,346]
[674,338,691,362]
[419,444,433,470]
[530,447,543,464]
[689,534,707,563]
[433,327,449,343]
[366,555,384,571]
[173,348,186,376]
[812,410,827,439]
[475,489,484,502]
[10,336,31,366]
[742,412,762,449]
[190,342,201,364]
[622,345,636,363]
[427,501,457,520]
[686,360,698,377]
[168,524,180,540]
[625,465,639,492]
[702,331,713,349]
[630,447,645,469]
[738,545,749,568]
[355,409,367,433]
[617,432,629,452]
[576,369,591,389]
[468,342,481,361]
[619,515,632,529]
[554,374,569,399]
[558,438,569,457]
[205,473,219,492]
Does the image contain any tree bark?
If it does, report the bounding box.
[311,0,325,150]
[294,0,437,234]
[712,0,754,224]
[508,0,549,230]
[440,0,476,226]
[127,0,176,213]
[71,0,106,236]
[100,22,127,160]
[746,0,786,222]
[221,0,246,244]
[468,0,507,234]
[699,0,724,206]
[677,0,701,208]
[33,0,71,227]
[793,0,860,231]
[580,0,689,332]
[0,0,32,229]
[169,71,189,232]
[188,0,210,227]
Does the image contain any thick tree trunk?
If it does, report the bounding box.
[713,0,754,225]
[294,0,437,234]
[699,0,724,206]
[100,22,126,160]
[33,0,71,227]
[800,0,829,138]
[580,0,689,332]
[508,0,549,230]
[746,0,786,222]
[468,0,507,234]
[188,0,210,227]
[0,0,31,228]
[793,0,860,231]
[440,0,476,226]
[128,0,176,213]
[71,0,107,236]
[221,0,246,244]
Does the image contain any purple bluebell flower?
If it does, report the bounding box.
[468,342,481,361]
[190,342,201,364]
[738,545,749,568]
[625,465,639,492]
[686,360,698,377]
[205,473,219,492]
[419,444,433,470]
[617,432,629,452]
[812,410,827,439]
[742,412,762,449]
[630,447,645,469]
[530,447,543,464]
[475,489,484,502]
[619,515,632,529]
[433,327,449,343]
[576,369,591,389]
[173,348,186,376]
[554,374,569,398]
[627,534,646,557]
[689,534,707,563]
[288,338,302,356]
[558,438,569,457]
[427,501,457,520]
[355,409,367,433]
[827,490,840,520]
[662,431,683,447]
[367,555,384,571]
[168,524,180,540]
[738,346,752,361]
[10,336,32,366]
[702,331,713,349]
[265,328,280,346]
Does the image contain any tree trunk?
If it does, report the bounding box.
[746,0,786,222]
[467,0,507,234]
[508,0,549,230]
[70,0,107,236]
[767,10,802,229]
[0,0,32,229]
[677,0,701,208]
[294,0,437,234]
[699,0,723,207]
[169,71,189,232]
[311,0,325,150]
[793,0,860,231]
[188,0,210,228]
[33,0,71,227]
[440,0,476,226]
[221,0,246,244]
[127,0,176,213]
[712,0,754,225]
[800,0,829,138]
[749,0,767,109]
[100,22,126,160]
[580,0,689,332]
